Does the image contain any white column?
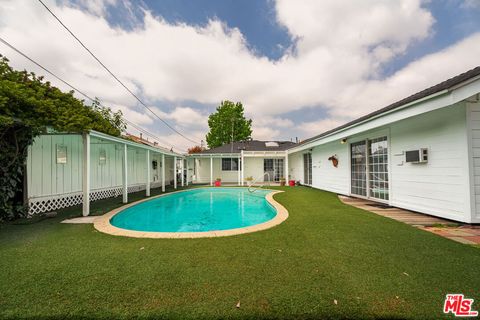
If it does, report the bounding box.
[146,150,151,196]
[186,158,189,186]
[161,154,165,192]
[285,153,289,187]
[122,144,128,203]
[174,156,177,189]
[210,156,213,186]
[237,156,241,185]
[181,158,185,187]
[82,133,90,216]
[240,150,244,186]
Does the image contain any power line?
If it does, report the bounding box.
[37,0,201,145]
[0,36,186,154]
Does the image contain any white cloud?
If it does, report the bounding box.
[330,33,480,119]
[252,126,281,141]
[0,0,478,151]
[61,0,117,16]
[151,106,208,128]
[462,0,480,9]
[253,116,294,128]
[298,118,349,138]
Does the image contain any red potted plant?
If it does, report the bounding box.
[215,178,221,187]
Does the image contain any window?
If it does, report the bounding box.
[56,145,67,164]
[222,158,240,171]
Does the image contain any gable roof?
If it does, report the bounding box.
[198,140,296,154]
[298,66,480,146]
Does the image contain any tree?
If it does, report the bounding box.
[187,146,204,154]
[205,101,252,148]
[0,55,125,221]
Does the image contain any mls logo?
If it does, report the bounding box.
[444,294,478,317]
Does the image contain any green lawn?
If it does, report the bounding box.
[0,186,479,319]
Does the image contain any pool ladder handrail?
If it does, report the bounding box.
[248,172,271,193]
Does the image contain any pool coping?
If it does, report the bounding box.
[93,187,289,239]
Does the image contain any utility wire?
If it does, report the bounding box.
[0,36,187,154]
[37,0,201,145]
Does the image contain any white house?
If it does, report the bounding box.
[287,66,480,223]
[187,140,296,185]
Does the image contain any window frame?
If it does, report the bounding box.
[221,158,240,171]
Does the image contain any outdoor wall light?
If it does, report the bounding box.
[340,138,348,144]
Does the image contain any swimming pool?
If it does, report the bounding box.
[101,188,287,237]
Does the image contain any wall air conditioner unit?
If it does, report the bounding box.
[405,148,428,164]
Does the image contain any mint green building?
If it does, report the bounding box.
[26,130,185,216]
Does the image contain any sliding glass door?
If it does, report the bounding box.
[264,159,284,182]
[368,137,389,201]
[350,137,389,201]
[351,141,367,197]
[303,153,312,185]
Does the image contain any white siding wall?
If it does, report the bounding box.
[289,103,473,222]
[27,134,83,197]
[90,142,123,190]
[27,134,174,199]
[389,103,470,222]
[311,141,350,194]
[288,141,350,194]
[467,100,480,222]
[287,152,303,183]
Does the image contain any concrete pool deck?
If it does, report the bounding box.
[94,188,289,239]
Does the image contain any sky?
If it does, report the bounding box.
[0,0,480,152]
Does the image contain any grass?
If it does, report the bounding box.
[0,186,479,319]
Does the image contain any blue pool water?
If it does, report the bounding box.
[110,188,277,232]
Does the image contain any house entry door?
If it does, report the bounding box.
[264,159,284,182]
[350,137,389,201]
[303,153,312,185]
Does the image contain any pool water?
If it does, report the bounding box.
[110,188,277,232]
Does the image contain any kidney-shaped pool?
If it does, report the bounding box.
[108,188,282,234]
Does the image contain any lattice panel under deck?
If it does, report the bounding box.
[28,193,83,215]
[28,184,150,215]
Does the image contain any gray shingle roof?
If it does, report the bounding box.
[199,140,296,154]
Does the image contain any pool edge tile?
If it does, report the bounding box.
[93,188,289,239]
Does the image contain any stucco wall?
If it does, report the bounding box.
[193,157,240,184]
[192,156,286,184]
